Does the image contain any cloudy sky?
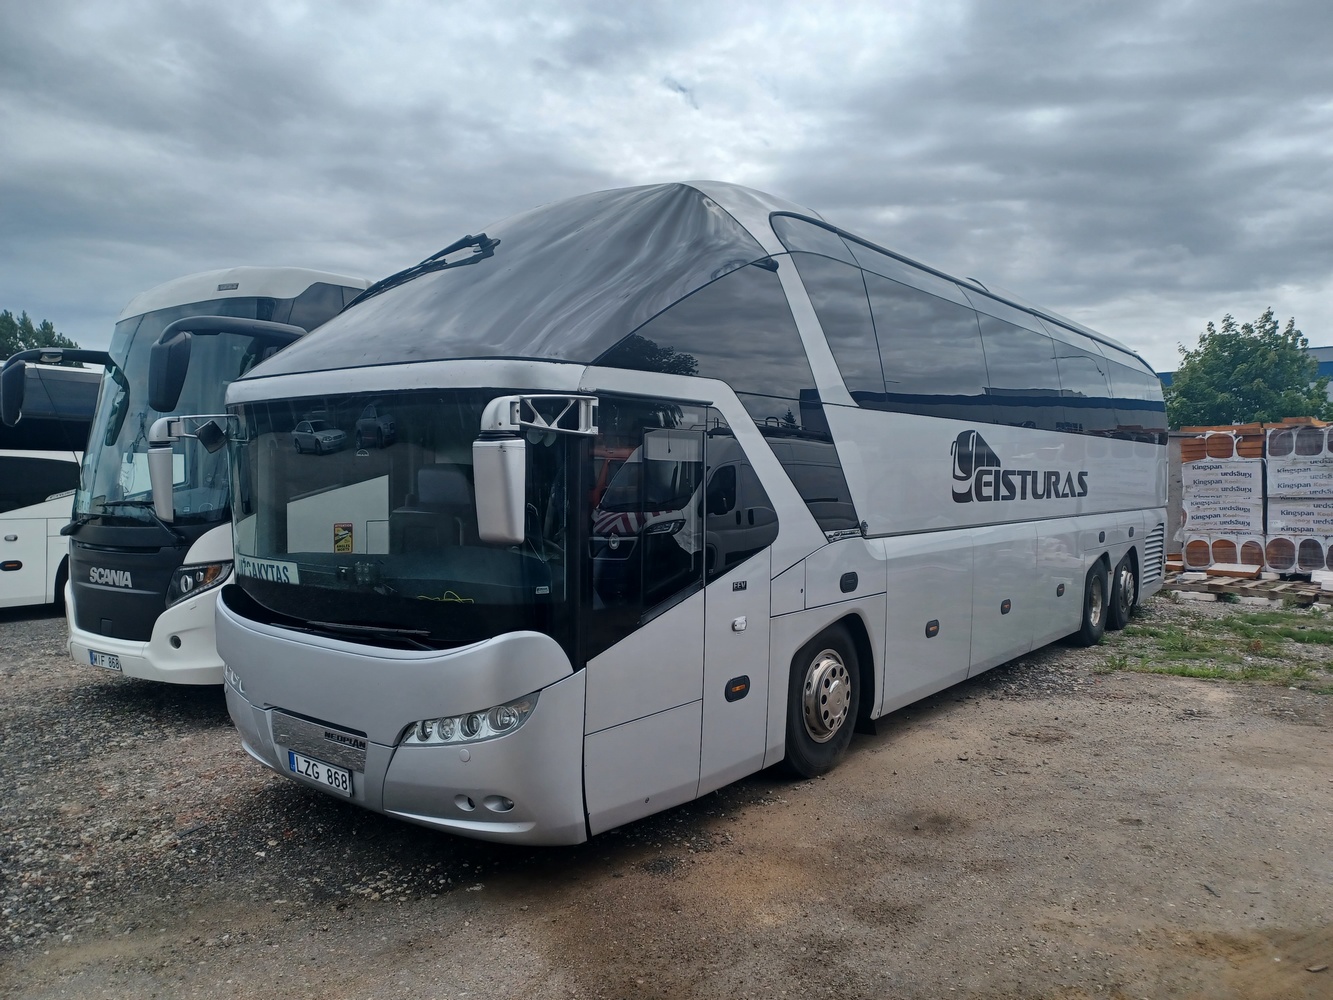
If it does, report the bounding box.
[3,0,1331,371]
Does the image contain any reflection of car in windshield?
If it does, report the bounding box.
[292,419,347,454]
[355,403,396,449]
[591,431,778,607]
[592,430,701,606]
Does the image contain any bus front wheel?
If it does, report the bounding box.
[784,625,860,778]
[1073,562,1109,646]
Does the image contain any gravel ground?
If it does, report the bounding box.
[1,595,1330,999]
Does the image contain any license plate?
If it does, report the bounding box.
[89,650,122,672]
[287,750,353,798]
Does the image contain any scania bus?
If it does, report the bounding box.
[0,362,99,609]
[55,267,369,683]
[153,183,1167,843]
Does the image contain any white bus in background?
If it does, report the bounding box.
[0,363,99,609]
[14,268,368,683]
[152,184,1168,844]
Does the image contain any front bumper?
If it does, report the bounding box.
[67,582,224,685]
[218,597,588,845]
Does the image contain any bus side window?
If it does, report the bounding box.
[787,253,884,400]
[864,272,991,424]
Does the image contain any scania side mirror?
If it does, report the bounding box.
[147,414,234,522]
[149,316,307,414]
[474,394,599,546]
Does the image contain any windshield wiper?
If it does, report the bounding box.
[344,233,500,309]
[304,620,438,651]
[93,500,186,541]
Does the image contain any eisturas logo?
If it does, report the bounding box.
[89,566,133,588]
[950,430,1089,504]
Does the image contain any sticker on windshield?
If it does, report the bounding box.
[236,555,301,585]
[334,523,353,553]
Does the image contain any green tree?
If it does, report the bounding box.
[0,310,80,360]
[1165,308,1329,428]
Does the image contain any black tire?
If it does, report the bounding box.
[784,625,860,778]
[1073,562,1109,646]
[1108,556,1136,631]
[52,558,68,613]
[375,428,384,448]
[355,432,365,449]
[294,438,302,454]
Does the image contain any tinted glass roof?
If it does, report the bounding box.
[247,183,767,379]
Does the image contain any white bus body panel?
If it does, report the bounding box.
[0,451,77,609]
[67,522,233,685]
[0,512,53,608]
[823,407,1165,537]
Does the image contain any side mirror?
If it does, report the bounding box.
[149,315,306,414]
[472,392,598,546]
[1,361,26,427]
[149,332,193,413]
[148,442,176,522]
[196,419,228,454]
[472,437,526,545]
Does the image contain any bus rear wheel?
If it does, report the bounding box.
[1072,562,1109,646]
[1108,556,1136,631]
[784,626,860,778]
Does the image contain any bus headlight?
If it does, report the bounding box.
[401,694,538,746]
[166,561,233,607]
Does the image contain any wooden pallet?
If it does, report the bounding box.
[1163,572,1332,605]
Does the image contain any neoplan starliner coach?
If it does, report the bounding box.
[48,268,369,684]
[152,183,1167,844]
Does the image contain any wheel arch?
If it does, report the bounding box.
[815,611,876,727]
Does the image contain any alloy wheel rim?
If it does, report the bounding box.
[1089,575,1105,627]
[802,649,851,744]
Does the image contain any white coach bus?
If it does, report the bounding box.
[0,362,99,609]
[50,268,368,683]
[155,183,1167,843]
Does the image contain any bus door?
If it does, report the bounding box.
[583,417,707,835]
[698,424,778,794]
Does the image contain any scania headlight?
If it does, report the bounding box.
[401,694,538,746]
[166,561,233,607]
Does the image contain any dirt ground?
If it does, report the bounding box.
[2,596,1331,1000]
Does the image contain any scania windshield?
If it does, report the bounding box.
[76,298,282,527]
[229,388,572,651]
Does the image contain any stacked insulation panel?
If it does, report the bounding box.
[1180,429,1266,571]
[1264,424,1333,573]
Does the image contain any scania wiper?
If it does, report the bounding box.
[344,233,500,310]
[94,499,186,541]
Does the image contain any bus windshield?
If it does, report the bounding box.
[76,298,281,527]
[229,388,572,651]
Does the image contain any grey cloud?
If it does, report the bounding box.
[2,0,1331,369]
